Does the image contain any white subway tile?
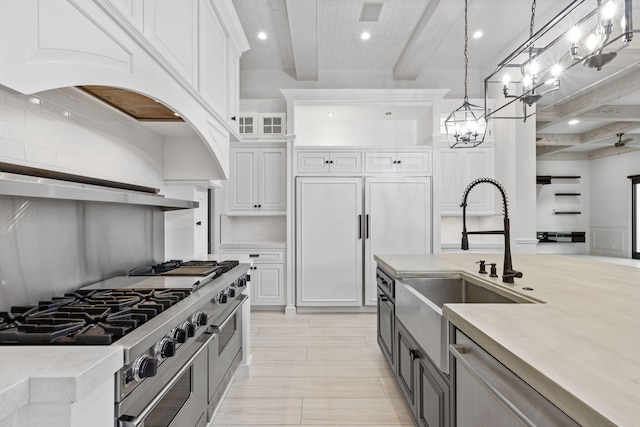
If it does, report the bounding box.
[5,91,42,114]
[0,138,26,160]
[26,110,62,135]
[5,122,42,145]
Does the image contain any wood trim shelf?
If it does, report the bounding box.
[555,193,581,196]
[537,175,581,185]
[553,211,581,215]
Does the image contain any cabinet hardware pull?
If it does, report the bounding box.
[358,215,362,239]
[380,295,389,301]
[249,254,260,258]
[196,221,202,226]
[231,116,237,121]
[365,214,369,239]
[450,344,536,427]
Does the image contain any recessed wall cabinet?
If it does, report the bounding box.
[439,143,494,215]
[228,143,286,213]
[364,151,431,174]
[221,248,285,306]
[258,113,286,138]
[452,330,580,427]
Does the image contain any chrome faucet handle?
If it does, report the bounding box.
[489,263,498,277]
[476,260,487,274]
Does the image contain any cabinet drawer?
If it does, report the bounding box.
[221,248,284,262]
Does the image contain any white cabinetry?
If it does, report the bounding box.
[238,113,258,138]
[364,151,431,174]
[363,177,431,305]
[296,151,362,174]
[164,182,209,260]
[221,248,285,306]
[296,176,431,307]
[228,143,286,213]
[296,178,363,306]
[258,113,286,138]
[439,144,494,215]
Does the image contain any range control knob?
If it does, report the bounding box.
[219,293,228,304]
[171,327,187,344]
[133,355,158,381]
[193,311,207,326]
[154,338,176,361]
[181,320,195,337]
[228,287,236,298]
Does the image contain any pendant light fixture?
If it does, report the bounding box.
[484,0,634,122]
[445,0,487,148]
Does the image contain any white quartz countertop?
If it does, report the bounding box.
[0,346,122,418]
[374,253,640,427]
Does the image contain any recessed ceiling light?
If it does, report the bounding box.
[328,112,335,116]
[29,97,41,105]
[258,32,267,40]
[473,30,483,39]
[568,119,580,125]
[173,112,181,117]
[361,31,371,40]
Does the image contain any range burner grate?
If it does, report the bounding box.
[0,289,192,345]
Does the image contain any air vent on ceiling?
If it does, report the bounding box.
[359,2,383,22]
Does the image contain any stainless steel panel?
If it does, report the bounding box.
[0,195,163,311]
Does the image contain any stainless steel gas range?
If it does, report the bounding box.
[0,259,250,427]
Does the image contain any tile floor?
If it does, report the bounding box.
[210,311,414,426]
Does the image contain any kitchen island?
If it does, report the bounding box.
[375,253,640,427]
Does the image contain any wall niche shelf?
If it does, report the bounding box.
[555,193,581,196]
[553,211,581,215]
[536,175,581,185]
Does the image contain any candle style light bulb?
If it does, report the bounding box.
[551,64,563,77]
[568,26,581,43]
[586,33,598,51]
[502,74,511,86]
[530,61,540,76]
[602,1,615,21]
[522,75,533,89]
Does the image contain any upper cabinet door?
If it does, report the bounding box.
[229,148,258,211]
[364,152,397,173]
[144,0,198,85]
[259,148,286,210]
[396,152,431,174]
[198,0,228,117]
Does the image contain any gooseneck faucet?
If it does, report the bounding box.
[460,178,522,283]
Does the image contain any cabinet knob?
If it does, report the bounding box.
[329,160,334,164]
[254,205,258,208]
[258,204,262,208]
[397,160,402,164]
[196,221,202,226]
[231,116,237,121]
[325,160,329,164]
[392,160,397,164]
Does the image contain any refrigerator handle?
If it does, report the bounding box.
[366,214,370,239]
[358,215,362,239]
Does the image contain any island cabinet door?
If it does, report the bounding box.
[452,330,580,427]
[396,322,417,415]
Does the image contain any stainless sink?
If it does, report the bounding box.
[395,277,530,374]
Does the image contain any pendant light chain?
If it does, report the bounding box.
[528,0,536,61]
[463,0,469,102]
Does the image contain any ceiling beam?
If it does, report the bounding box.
[580,121,639,144]
[536,68,640,122]
[588,145,640,160]
[536,134,581,146]
[285,0,318,81]
[393,0,458,80]
[578,105,640,121]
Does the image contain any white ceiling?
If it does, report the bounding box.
[232,0,640,158]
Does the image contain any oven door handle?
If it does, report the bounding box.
[211,294,248,330]
[118,328,218,427]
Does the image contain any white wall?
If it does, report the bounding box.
[589,150,640,257]
[536,160,590,254]
[0,85,165,190]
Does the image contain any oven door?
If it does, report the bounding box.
[118,332,214,427]
[207,295,247,420]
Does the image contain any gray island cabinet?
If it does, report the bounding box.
[375,253,640,427]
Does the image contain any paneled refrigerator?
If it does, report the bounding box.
[296,176,431,307]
